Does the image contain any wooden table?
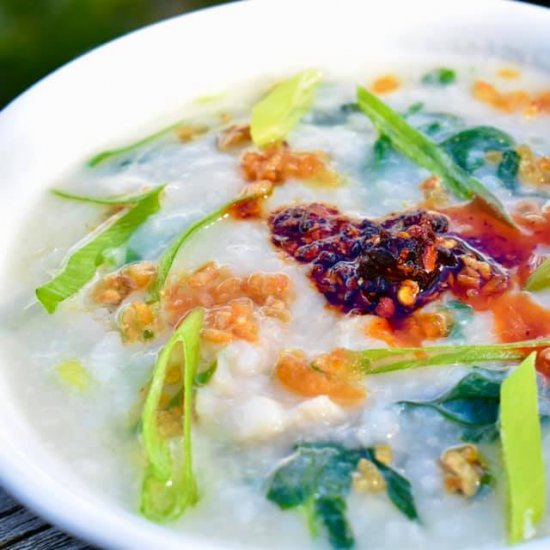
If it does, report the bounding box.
[0,488,91,550]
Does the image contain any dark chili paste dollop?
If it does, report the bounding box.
[269,203,509,318]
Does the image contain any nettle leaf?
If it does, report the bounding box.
[267,443,418,549]
[443,300,474,341]
[421,67,457,86]
[400,369,504,442]
[440,126,514,173]
[497,149,521,192]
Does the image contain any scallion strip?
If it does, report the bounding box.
[36,185,165,313]
[140,307,203,521]
[352,338,550,375]
[150,193,262,301]
[500,352,546,543]
[356,86,515,227]
[525,258,550,292]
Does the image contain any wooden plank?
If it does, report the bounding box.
[8,527,89,550]
[0,490,18,516]
[0,488,92,549]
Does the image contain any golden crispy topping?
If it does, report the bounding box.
[472,80,529,113]
[374,443,393,466]
[419,176,448,209]
[497,67,520,80]
[440,444,487,498]
[157,406,183,438]
[92,262,156,307]
[397,280,420,307]
[352,458,387,493]
[175,125,209,143]
[118,301,161,343]
[370,74,401,95]
[525,91,550,117]
[164,263,293,345]
[275,348,366,407]
[517,145,550,187]
[217,124,252,150]
[241,143,340,186]
[473,81,550,117]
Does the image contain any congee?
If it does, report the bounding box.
[2,57,550,549]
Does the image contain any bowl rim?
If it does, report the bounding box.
[0,0,550,548]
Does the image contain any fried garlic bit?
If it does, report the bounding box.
[472,80,550,117]
[118,301,161,343]
[241,143,340,187]
[352,458,386,493]
[517,145,550,187]
[175,125,209,143]
[92,262,156,307]
[440,444,488,498]
[217,124,251,151]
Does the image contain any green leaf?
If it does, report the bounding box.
[140,307,203,522]
[50,187,160,206]
[267,443,418,549]
[88,122,181,167]
[421,67,456,86]
[150,193,262,302]
[194,360,217,386]
[400,369,504,442]
[525,258,550,292]
[251,69,322,147]
[356,86,516,227]
[443,300,474,340]
[55,359,92,392]
[314,497,354,549]
[441,126,514,173]
[375,461,418,520]
[36,185,165,313]
[352,338,550,375]
[500,353,546,543]
[497,149,521,192]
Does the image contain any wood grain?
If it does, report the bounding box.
[0,488,92,550]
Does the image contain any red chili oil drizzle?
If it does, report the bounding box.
[443,197,550,270]
[269,203,509,318]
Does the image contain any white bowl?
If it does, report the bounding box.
[0,1,549,548]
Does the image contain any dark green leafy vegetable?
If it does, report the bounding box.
[195,360,217,386]
[500,353,546,543]
[525,258,550,292]
[140,308,203,521]
[36,185,165,313]
[400,369,504,442]
[443,300,474,340]
[150,193,264,302]
[441,126,514,173]
[356,86,515,226]
[497,149,521,191]
[267,443,418,549]
[352,338,550,375]
[421,68,456,86]
[371,134,393,169]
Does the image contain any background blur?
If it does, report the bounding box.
[0,0,546,109]
[0,0,229,108]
